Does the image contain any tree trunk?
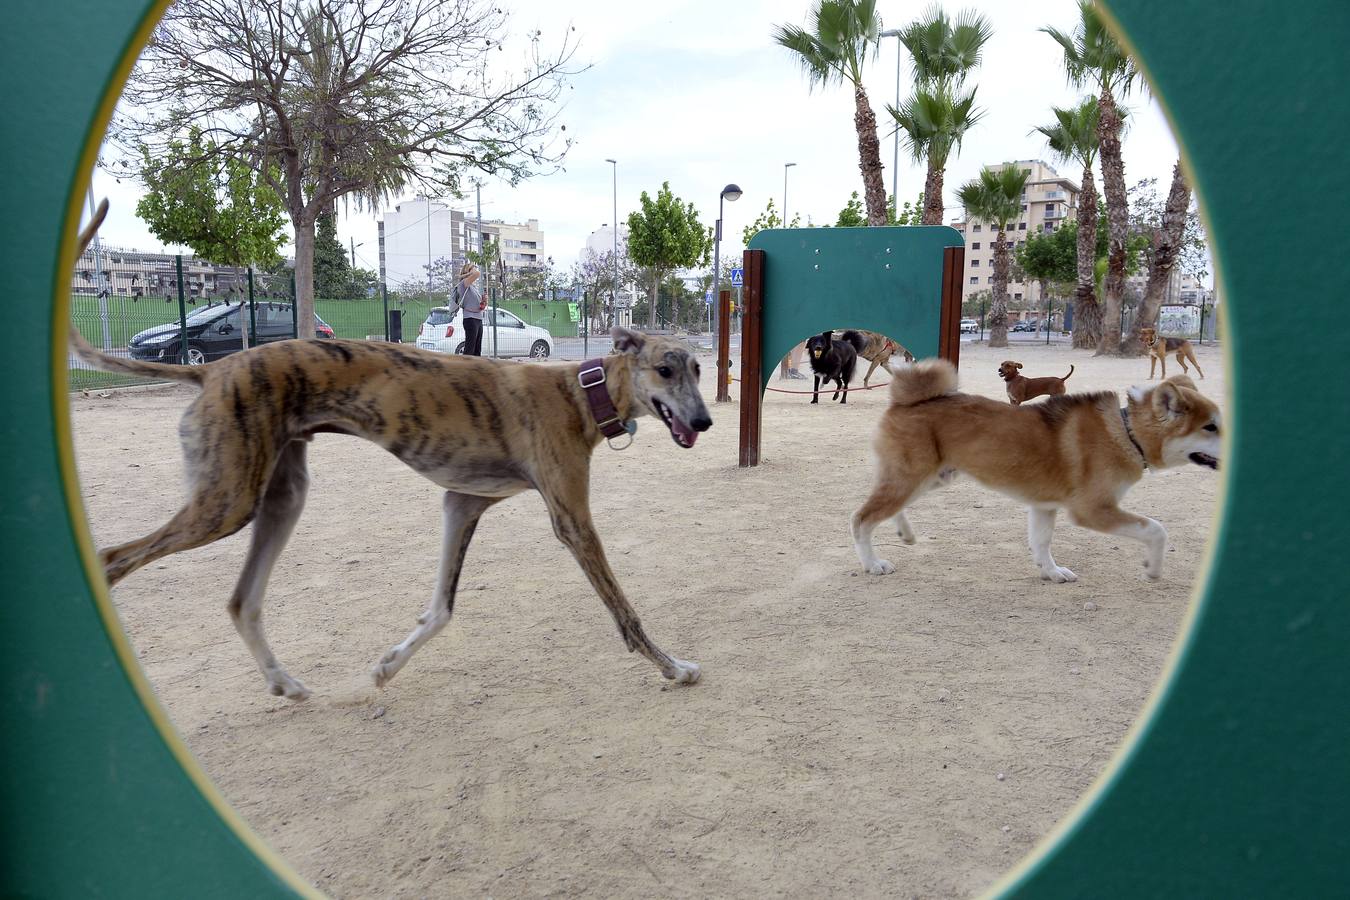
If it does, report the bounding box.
[852,84,889,226]
[988,228,1010,348]
[921,160,945,226]
[1096,87,1129,356]
[1072,167,1102,349]
[647,273,659,329]
[1124,160,1192,355]
[292,216,317,339]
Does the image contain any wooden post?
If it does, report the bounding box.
[939,245,965,366]
[716,289,731,402]
[738,249,765,467]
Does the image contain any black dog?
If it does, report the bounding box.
[805,330,865,404]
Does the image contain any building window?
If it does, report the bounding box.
[969,276,979,285]
[972,224,982,232]
[971,259,980,267]
[1018,222,1027,230]
[1045,203,1056,215]
[1043,223,1054,233]
[971,242,980,250]
[1014,293,1023,301]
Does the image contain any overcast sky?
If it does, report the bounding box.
[90,0,1190,283]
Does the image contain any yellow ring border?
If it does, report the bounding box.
[51,0,321,894]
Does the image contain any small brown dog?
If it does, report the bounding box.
[1140,327,1204,380]
[998,360,1074,406]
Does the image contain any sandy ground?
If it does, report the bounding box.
[72,338,1224,898]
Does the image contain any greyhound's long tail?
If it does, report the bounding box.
[1063,364,1075,381]
[887,358,957,406]
[69,323,204,386]
[67,200,204,387]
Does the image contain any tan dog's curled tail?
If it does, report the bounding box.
[67,198,204,387]
[1063,365,1075,381]
[887,358,957,406]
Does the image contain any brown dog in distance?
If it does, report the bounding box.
[1140,326,1204,380]
[998,360,1074,406]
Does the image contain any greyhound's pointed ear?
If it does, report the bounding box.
[821,330,833,341]
[610,326,645,355]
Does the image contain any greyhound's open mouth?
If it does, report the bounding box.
[1189,452,1218,469]
[653,399,698,448]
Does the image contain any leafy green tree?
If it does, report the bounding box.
[1043,0,1142,355]
[626,182,712,329]
[135,131,286,268]
[836,190,924,227]
[835,191,867,227]
[313,211,352,299]
[891,6,992,225]
[117,0,579,337]
[957,166,1030,348]
[890,191,925,225]
[774,0,889,225]
[741,198,801,245]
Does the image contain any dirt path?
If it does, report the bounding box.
[72,339,1224,898]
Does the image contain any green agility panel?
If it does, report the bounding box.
[745,225,964,393]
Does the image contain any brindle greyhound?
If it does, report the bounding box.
[69,201,710,699]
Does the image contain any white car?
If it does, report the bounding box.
[960,318,979,334]
[415,306,554,359]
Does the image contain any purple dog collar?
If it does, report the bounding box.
[578,359,629,441]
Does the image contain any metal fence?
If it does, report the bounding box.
[68,253,725,391]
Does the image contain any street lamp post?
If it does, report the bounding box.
[713,183,742,402]
[605,159,618,334]
[880,28,903,218]
[783,162,797,225]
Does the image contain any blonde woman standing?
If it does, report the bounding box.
[452,262,486,355]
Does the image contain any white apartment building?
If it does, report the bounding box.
[377,195,546,289]
[581,224,638,311]
[949,159,1081,309]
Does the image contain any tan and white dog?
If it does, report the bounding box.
[69,202,709,699]
[1140,326,1205,380]
[851,359,1220,583]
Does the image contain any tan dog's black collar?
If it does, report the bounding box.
[1121,407,1148,468]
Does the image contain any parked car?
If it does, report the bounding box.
[1011,320,1038,333]
[127,302,334,366]
[415,306,554,359]
[959,318,979,334]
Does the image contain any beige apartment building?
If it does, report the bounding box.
[949,159,1081,314]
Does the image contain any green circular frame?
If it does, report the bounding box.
[3,1,1347,895]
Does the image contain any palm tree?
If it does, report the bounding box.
[775,0,889,225]
[888,86,984,227]
[894,5,994,225]
[1034,97,1106,349]
[1043,0,1140,355]
[957,166,1030,348]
